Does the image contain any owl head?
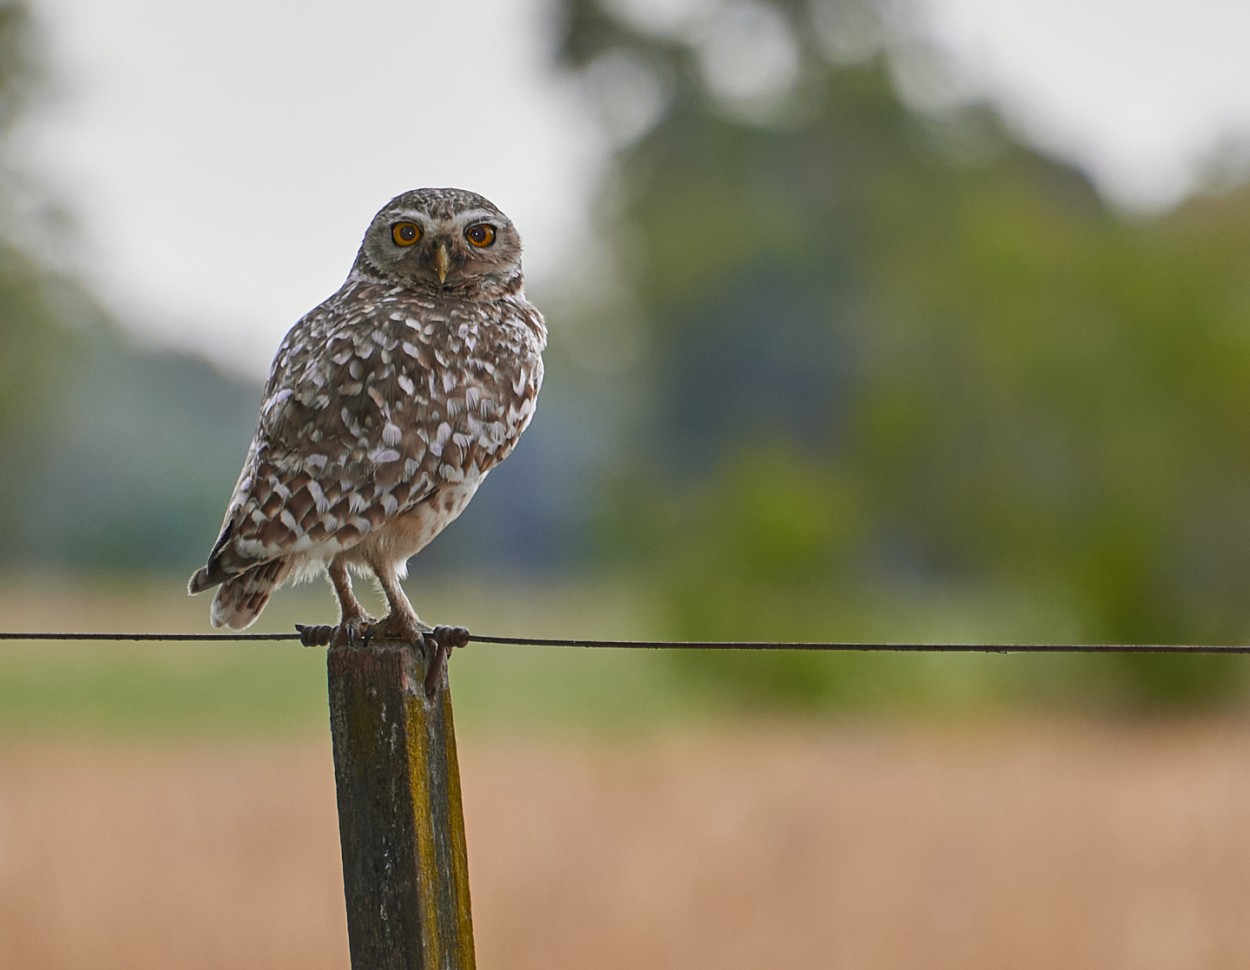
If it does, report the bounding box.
[351,187,524,299]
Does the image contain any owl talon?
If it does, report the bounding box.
[298,615,377,649]
[335,614,376,648]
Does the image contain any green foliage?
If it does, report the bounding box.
[0,245,68,438]
[0,287,264,571]
[0,2,264,573]
[562,0,1250,712]
[2,0,1248,726]
[0,1,38,135]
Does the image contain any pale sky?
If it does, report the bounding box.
[18,0,604,373]
[15,0,1250,377]
[919,0,1250,210]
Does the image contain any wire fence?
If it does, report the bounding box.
[5,621,1247,970]
[2,630,1250,654]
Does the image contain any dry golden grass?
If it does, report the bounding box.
[5,721,1250,969]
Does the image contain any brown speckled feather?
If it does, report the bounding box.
[189,188,546,631]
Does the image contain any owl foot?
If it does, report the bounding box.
[359,611,432,647]
[296,611,378,648]
[356,612,468,695]
[298,614,468,695]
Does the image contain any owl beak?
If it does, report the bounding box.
[432,242,451,284]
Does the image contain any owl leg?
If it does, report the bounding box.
[367,560,470,695]
[296,557,376,647]
[366,560,431,642]
[329,558,378,646]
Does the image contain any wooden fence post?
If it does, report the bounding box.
[326,638,475,970]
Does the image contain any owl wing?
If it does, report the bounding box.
[190,286,544,592]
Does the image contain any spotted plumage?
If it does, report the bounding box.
[189,188,545,652]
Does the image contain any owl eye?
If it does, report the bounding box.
[465,223,496,248]
[391,222,421,247]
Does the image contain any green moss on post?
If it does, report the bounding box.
[327,640,475,970]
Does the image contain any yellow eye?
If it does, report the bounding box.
[466,223,496,248]
[391,221,421,247]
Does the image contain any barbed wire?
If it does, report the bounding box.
[1,630,1249,654]
[0,631,301,642]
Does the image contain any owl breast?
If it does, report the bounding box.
[340,477,484,572]
[235,281,545,574]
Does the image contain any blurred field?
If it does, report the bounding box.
[8,573,1238,746]
[0,573,699,738]
[5,722,1250,969]
[6,576,1250,968]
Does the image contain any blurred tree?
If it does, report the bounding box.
[0,2,265,574]
[557,0,1250,710]
[0,2,73,539]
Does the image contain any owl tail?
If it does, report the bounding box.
[204,558,292,630]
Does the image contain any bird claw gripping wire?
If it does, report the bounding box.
[295,617,377,648]
[422,625,471,697]
[295,620,469,697]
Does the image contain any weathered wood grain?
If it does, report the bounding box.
[327,640,474,970]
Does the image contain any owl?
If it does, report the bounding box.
[189,187,546,674]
